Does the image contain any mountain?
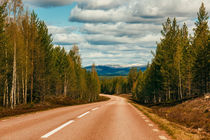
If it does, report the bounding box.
[84,65,147,76]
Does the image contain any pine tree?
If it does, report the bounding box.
[192,3,209,95]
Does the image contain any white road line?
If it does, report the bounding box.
[92,107,99,111]
[152,129,159,132]
[145,120,149,122]
[148,123,154,127]
[159,135,167,140]
[1,120,7,122]
[142,117,146,119]
[41,120,75,138]
[77,111,90,118]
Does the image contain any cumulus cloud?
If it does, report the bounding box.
[23,0,75,7]
[82,23,161,37]
[25,0,210,66]
[69,0,210,24]
[69,5,164,24]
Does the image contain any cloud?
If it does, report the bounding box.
[69,0,210,24]
[23,0,75,7]
[24,0,128,8]
[26,0,210,66]
[77,0,128,10]
[48,25,78,34]
[82,23,161,37]
[69,5,165,24]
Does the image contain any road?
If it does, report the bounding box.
[0,95,170,140]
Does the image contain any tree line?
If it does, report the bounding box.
[0,0,100,109]
[100,67,139,94]
[101,76,128,94]
[101,3,209,105]
[133,3,209,104]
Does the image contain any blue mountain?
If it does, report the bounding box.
[84,65,147,76]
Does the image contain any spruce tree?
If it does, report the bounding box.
[192,3,209,94]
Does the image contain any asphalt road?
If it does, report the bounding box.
[0,94,170,140]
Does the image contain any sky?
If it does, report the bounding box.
[23,0,210,67]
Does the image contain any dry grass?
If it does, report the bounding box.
[131,102,210,140]
[0,95,110,119]
[152,95,210,135]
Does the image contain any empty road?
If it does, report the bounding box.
[0,95,170,140]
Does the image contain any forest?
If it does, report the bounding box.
[0,0,100,109]
[101,3,209,105]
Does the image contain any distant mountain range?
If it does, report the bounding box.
[84,64,147,76]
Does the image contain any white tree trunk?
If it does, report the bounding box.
[64,74,67,97]
[11,38,17,109]
[22,71,25,104]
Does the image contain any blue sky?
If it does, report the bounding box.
[23,0,210,67]
[32,3,77,26]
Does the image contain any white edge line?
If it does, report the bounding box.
[159,135,167,140]
[41,120,75,138]
[148,124,154,127]
[152,129,159,132]
[77,111,90,118]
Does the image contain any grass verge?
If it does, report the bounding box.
[130,101,209,140]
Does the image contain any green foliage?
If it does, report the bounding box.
[101,76,128,94]
[134,3,209,104]
[0,1,101,108]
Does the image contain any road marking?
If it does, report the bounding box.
[1,120,7,122]
[152,129,159,132]
[148,123,154,127]
[159,135,167,140]
[41,120,75,138]
[142,117,146,119]
[92,107,99,111]
[77,111,90,118]
[145,120,149,122]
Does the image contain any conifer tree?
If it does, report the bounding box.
[192,3,209,95]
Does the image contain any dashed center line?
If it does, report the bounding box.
[41,107,99,139]
[92,107,99,111]
[159,135,167,140]
[145,120,149,122]
[41,120,75,138]
[77,111,90,118]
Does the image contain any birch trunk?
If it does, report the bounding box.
[179,61,182,100]
[6,79,9,108]
[11,34,17,109]
[17,80,20,104]
[3,81,6,107]
[64,74,67,97]
[22,70,25,104]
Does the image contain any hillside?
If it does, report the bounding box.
[151,94,210,136]
[84,65,147,76]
